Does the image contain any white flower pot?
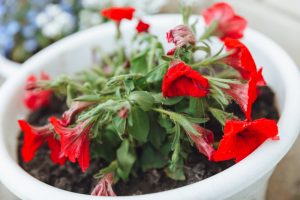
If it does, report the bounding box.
[0,14,299,200]
[0,55,20,82]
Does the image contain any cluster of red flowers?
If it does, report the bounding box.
[162,2,278,162]
[101,7,150,33]
[18,2,279,197]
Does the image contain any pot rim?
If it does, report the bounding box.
[0,14,300,200]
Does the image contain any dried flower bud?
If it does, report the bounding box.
[186,124,215,160]
[118,107,129,119]
[60,101,94,126]
[166,25,196,48]
[91,173,116,196]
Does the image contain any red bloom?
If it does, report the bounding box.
[187,124,215,160]
[166,47,176,56]
[60,101,93,126]
[223,68,263,120]
[18,120,65,165]
[166,25,196,48]
[101,7,135,23]
[91,173,116,196]
[213,118,278,162]
[223,38,266,85]
[49,117,93,172]
[24,72,52,111]
[162,61,210,98]
[202,2,247,40]
[136,20,150,33]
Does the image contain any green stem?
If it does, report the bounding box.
[199,20,218,41]
[191,51,233,68]
[147,38,158,72]
[116,22,121,40]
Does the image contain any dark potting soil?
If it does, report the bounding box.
[18,86,279,196]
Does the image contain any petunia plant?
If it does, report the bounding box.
[18,2,279,196]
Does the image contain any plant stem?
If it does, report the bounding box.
[199,20,218,41]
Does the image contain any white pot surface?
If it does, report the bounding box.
[0,14,300,200]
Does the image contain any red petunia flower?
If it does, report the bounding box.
[49,117,93,172]
[18,120,65,165]
[213,118,278,162]
[136,20,150,33]
[223,68,263,120]
[202,2,247,40]
[91,173,116,196]
[101,7,135,23]
[162,61,210,98]
[24,72,52,111]
[166,25,196,48]
[223,38,266,85]
[60,101,93,126]
[186,124,215,160]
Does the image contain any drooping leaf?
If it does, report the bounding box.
[153,93,183,106]
[141,144,168,171]
[128,106,150,142]
[116,140,136,180]
[112,116,126,139]
[209,107,233,126]
[145,62,168,83]
[129,91,154,111]
[130,51,148,74]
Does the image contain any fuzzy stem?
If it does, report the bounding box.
[199,20,218,41]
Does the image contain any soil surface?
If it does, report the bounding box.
[18,87,279,196]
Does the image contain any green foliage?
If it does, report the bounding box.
[128,106,150,142]
[116,140,136,181]
[31,13,251,186]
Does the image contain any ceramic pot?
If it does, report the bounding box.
[0,14,299,200]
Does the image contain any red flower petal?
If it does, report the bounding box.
[24,72,52,111]
[101,7,135,23]
[49,117,92,172]
[223,68,262,120]
[166,47,176,56]
[47,136,66,165]
[213,118,278,162]
[18,120,52,162]
[187,125,215,160]
[136,20,150,33]
[60,101,93,126]
[162,61,210,98]
[223,38,267,87]
[91,173,116,196]
[202,2,247,40]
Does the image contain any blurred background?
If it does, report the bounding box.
[0,0,300,199]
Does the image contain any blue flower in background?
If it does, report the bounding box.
[23,39,38,52]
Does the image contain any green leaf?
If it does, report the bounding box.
[141,144,168,171]
[74,94,102,101]
[148,118,166,149]
[184,116,209,124]
[154,108,199,136]
[209,107,233,126]
[128,106,150,142]
[129,91,154,111]
[153,93,183,106]
[165,158,185,181]
[94,161,118,179]
[145,62,168,83]
[116,140,136,180]
[112,116,126,139]
[188,98,206,117]
[91,129,121,162]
